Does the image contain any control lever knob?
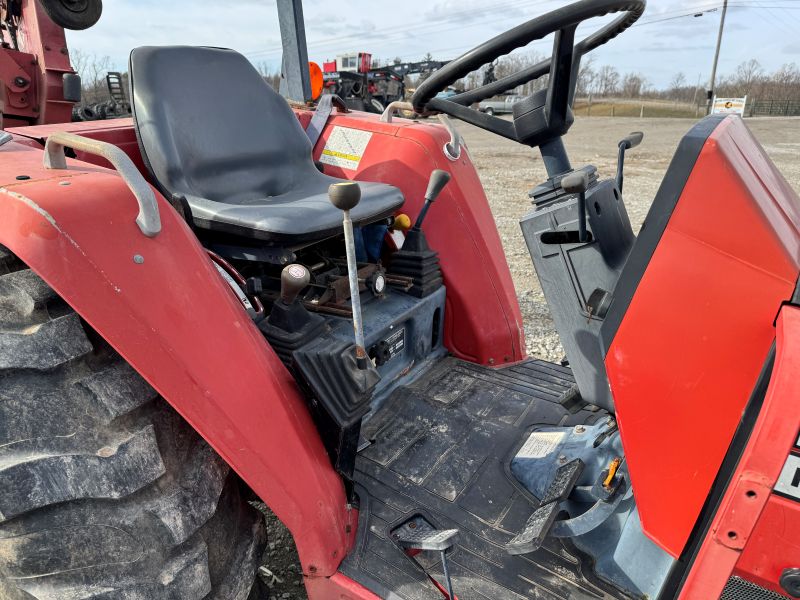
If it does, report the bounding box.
[425,169,452,202]
[561,171,590,243]
[280,264,310,305]
[619,131,644,150]
[561,171,589,194]
[328,181,361,211]
[414,169,452,230]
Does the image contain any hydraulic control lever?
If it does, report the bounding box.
[413,169,451,231]
[561,170,590,243]
[329,181,369,370]
[388,169,450,298]
[615,131,644,195]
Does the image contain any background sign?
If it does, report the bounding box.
[712,96,748,116]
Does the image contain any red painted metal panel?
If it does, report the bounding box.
[679,306,800,599]
[305,572,381,600]
[735,494,800,595]
[12,111,527,366]
[9,118,147,174]
[307,109,526,365]
[0,139,351,578]
[607,117,800,557]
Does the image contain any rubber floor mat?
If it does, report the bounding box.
[341,358,630,600]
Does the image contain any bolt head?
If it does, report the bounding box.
[133,254,144,264]
[574,425,586,434]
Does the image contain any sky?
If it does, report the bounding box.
[65,0,800,90]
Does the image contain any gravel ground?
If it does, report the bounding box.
[257,116,800,598]
[464,115,800,362]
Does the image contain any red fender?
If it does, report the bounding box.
[0,138,351,576]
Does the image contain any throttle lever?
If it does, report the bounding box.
[616,131,644,195]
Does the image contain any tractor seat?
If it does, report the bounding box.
[128,46,404,244]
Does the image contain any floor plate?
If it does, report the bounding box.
[341,358,629,600]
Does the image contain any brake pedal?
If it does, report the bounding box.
[396,527,459,599]
[507,458,584,555]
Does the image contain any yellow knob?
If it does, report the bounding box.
[393,213,412,231]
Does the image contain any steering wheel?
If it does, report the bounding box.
[412,0,645,147]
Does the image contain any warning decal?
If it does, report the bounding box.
[516,431,565,459]
[319,126,373,170]
[776,453,800,502]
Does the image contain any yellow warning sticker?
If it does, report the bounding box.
[319,126,373,171]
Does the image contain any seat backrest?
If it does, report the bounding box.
[129,46,315,203]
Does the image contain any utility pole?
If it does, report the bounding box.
[707,0,729,115]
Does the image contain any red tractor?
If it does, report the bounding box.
[1,1,799,599]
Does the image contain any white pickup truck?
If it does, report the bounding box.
[477,95,522,115]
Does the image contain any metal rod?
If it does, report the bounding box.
[413,200,433,231]
[440,550,454,600]
[341,209,368,369]
[616,144,626,195]
[577,192,588,243]
[707,0,728,115]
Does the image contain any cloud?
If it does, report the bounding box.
[63,0,798,89]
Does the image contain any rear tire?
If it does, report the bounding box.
[484,107,495,116]
[0,248,266,600]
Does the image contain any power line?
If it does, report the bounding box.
[244,0,557,59]
[254,1,800,74]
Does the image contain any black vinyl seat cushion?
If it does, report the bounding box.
[129,46,404,243]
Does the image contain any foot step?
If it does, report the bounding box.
[395,528,459,552]
[507,458,584,555]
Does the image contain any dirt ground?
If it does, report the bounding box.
[258,116,800,599]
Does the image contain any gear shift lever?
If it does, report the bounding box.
[259,263,325,368]
[329,181,369,370]
[280,264,310,305]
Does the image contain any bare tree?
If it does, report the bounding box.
[621,72,648,98]
[669,72,687,99]
[596,65,620,96]
[576,56,596,98]
[69,48,113,104]
[770,63,800,101]
[734,59,763,97]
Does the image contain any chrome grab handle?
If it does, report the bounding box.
[380,101,414,123]
[380,102,463,161]
[43,131,161,237]
[437,114,462,161]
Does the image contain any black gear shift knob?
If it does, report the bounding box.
[280,264,310,305]
[328,181,361,211]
